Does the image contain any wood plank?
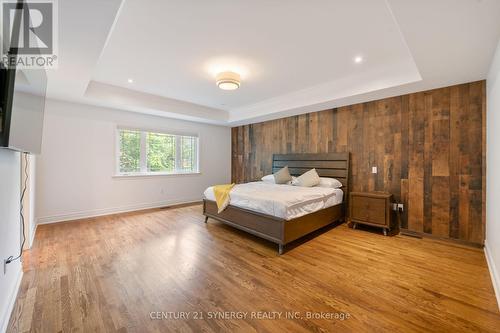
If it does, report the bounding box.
[273,160,347,169]
[481,81,487,243]
[400,178,409,229]
[449,86,460,239]
[432,176,451,237]
[273,167,347,178]
[408,92,425,233]
[401,95,409,180]
[273,152,349,161]
[423,92,433,234]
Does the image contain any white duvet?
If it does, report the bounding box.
[203,181,343,220]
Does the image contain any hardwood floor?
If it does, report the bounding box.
[7,204,500,332]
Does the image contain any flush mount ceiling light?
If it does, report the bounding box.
[216,71,241,90]
[127,78,134,83]
[354,56,363,64]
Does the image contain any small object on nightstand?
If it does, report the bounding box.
[349,191,393,236]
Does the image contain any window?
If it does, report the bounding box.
[117,128,199,175]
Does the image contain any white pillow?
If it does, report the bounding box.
[261,174,275,183]
[293,169,321,187]
[317,177,343,189]
[273,166,293,184]
[262,174,296,185]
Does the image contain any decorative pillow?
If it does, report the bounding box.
[273,166,292,184]
[261,174,275,183]
[262,174,296,185]
[317,177,343,189]
[293,168,321,187]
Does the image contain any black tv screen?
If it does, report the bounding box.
[0,0,47,154]
[0,62,47,154]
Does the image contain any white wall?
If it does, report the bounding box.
[20,154,37,250]
[0,150,22,333]
[486,39,500,309]
[28,155,36,247]
[36,99,231,224]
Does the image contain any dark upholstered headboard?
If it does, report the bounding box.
[272,153,350,191]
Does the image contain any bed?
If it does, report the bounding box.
[203,152,350,254]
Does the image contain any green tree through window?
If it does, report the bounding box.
[147,132,176,172]
[119,129,141,173]
[117,129,198,174]
[179,135,197,172]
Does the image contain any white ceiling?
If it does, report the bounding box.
[46,0,500,126]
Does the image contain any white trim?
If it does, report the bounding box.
[29,223,37,249]
[139,131,147,172]
[116,125,199,138]
[36,198,201,225]
[113,172,201,179]
[175,135,182,171]
[0,269,23,333]
[484,240,500,311]
[114,127,121,175]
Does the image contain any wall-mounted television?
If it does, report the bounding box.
[0,0,47,154]
[0,62,47,154]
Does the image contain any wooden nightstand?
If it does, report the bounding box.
[349,192,393,236]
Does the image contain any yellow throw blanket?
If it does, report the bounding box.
[213,183,235,213]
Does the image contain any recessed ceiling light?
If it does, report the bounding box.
[354,56,363,64]
[216,71,240,90]
[127,78,134,83]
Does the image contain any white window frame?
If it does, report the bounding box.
[114,127,200,177]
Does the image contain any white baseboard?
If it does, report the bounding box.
[36,198,202,225]
[0,268,23,333]
[484,240,500,311]
[29,223,37,248]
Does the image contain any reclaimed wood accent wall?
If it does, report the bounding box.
[231,81,486,245]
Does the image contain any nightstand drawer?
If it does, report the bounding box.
[366,198,386,225]
[349,192,393,235]
[351,197,386,225]
[351,198,369,221]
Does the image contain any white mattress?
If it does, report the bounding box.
[203,181,343,220]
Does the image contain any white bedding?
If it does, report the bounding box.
[203,181,343,220]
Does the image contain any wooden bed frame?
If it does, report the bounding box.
[203,152,350,254]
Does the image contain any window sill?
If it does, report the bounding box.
[113,172,201,179]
